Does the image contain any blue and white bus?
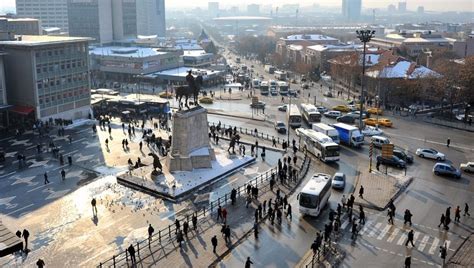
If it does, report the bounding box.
[298,173,332,216]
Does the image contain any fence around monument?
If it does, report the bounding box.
[99,154,310,267]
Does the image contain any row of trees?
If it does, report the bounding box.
[235,36,276,63]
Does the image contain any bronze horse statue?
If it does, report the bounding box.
[175,72,203,109]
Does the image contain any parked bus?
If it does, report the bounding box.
[260,81,269,95]
[298,173,332,216]
[287,104,302,128]
[312,123,340,144]
[274,70,287,81]
[300,103,322,124]
[278,81,289,95]
[297,128,340,162]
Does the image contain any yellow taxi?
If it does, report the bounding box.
[159,92,173,99]
[367,107,383,115]
[332,105,351,113]
[199,96,214,104]
[363,118,378,126]
[378,118,393,127]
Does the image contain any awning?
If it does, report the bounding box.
[10,105,35,115]
[0,222,23,257]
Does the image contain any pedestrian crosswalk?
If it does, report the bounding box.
[339,216,452,257]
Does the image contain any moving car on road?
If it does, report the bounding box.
[416,148,446,161]
[332,105,351,112]
[361,126,383,136]
[324,110,342,118]
[433,163,461,178]
[336,115,356,124]
[376,155,406,168]
[316,106,328,113]
[363,118,379,127]
[371,136,390,148]
[331,173,346,190]
[323,91,333,97]
[378,118,393,127]
[348,111,369,119]
[367,107,383,115]
[278,104,288,112]
[393,149,414,164]
[274,121,287,134]
[460,162,474,173]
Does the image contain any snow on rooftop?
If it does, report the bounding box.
[90,46,167,58]
[285,34,337,41]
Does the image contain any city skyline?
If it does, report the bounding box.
[0,0,473,13]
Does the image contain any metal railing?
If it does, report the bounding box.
[99,153,309,267]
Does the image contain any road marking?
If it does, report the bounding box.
[341,218,350,230]
[413,231,420,244]
[418,235,430,252]
[359,222,372,235]
[377,225,391,240]
[6,204,34,216]
[387,228,399,243]
[429,237,440,255]
[27,182,54,193]
[397,232,407,246]
[63,149,79,156]
[445,240,452,251]
[368,222,382,237]
[0,171,16,179]
[72,137,87,144]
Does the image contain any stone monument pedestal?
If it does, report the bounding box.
[166,106,215,172]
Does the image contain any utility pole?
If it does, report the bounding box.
[356,29,375,130]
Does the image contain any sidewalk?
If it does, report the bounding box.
[353,169,413,211]
[100,152,310,267]
[447,233,474,267]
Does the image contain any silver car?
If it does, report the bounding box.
[331,173,346,189]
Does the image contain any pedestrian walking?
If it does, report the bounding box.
[438,213,445,228]
[177,230,184,248]
[139,141,143,151]
[128,244,136,264]
[388,209,394,224]
[359,185,364,199]
[404,209,412,226]
[211,235,218,253]
[351,222,358,240]
[91,198,97,216]
[224,225,231,243]
[36,259,45,268]
[43,172,49,184]
[222,208,227,222]
[245,257,254,268]
[60,169,66,181]
[148,224,154,243]
[254,222,259,238]
[359,209,366,224]
[405,230,415,247]
[446,138,450,147]
[231,188,237,205]
[175,219,180,233]
[217,205,223,222]
[464,203,471,216]
[22,229,30,252]
[349,194,355,208]
[270,176,275,191]
[258,204,263,220]
[455,205,461,222]
[192,214,197,230]
[183,221,189,237]
[404,256,411,268]
[341,195,346,209]
[287,204,292,220]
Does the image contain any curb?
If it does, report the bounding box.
[447,233,473,266]
[116,157,256,203]
[207,111,266,122]
[353,176,414,211]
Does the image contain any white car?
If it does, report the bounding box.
[416,148,446,161]
[362,126,384,136]
[460,162,474,172]
[324,110,342,118]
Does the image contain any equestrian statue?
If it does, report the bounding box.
[175,70,203,109]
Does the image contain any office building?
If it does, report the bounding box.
[136,0,166,37]
[0,52,8,127]
[417,6,425,14]
[0,35,92,120]
[342,0,361,21]
[112,0,137,40]
[247,4,260,16]
[387,4,397,13]
[0,17,41,35]
[67,0,113,44]
[16,0,69,32]
[208,2,219,17]
[398,2,407,13]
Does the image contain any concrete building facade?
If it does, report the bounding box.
[342,0,361,21]
[136,0,166,37]
[0,35,92,120]
[16,0,69,32]
[67,0,113,44]
[0,17,41,35]
[112,0,137,40]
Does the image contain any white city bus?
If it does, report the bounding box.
[312,123,340,144]
[278,81,289,95]
[298,173,332,216]
[260,81,269,95]
[297,128,340,162]
[300,103,322,124]
[287,104,302,128]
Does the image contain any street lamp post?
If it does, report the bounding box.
[287,95,291,147]
[356,29,375,130]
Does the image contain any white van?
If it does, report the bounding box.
[371,136,390,148]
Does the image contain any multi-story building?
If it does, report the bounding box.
[112,0,137,40]
[67,0,113,44]
[136,0,166,37]
[305,44,363,73]
[276,34,340,64]
[89,46,180,81]
[16,0,69,32]
[247,4,260,16]
[208,2,219,17]
[0,35,92,120]
[0,51,8,127]
[342,0,361,21]
[182,50,214,68]
[398,2,407,13]
[0,17,41,35]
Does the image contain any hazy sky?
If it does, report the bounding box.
[0,0,473,12]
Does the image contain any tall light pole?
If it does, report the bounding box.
[287,95,291,146]
[356,29,375,130]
